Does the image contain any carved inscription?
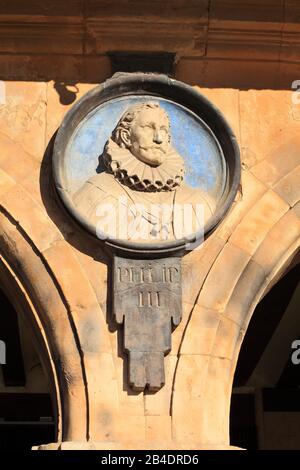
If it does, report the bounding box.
[113,256,182,391]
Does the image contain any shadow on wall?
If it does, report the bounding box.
[0,55,297,92]
[53,82,79,105]
[0,0,298,90]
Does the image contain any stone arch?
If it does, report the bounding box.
[0,88,298,448]
[0,252,60,436]
[172,169,300,448]
[0,207,87,442]
[0,164,118,445]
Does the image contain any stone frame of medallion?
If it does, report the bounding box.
[52,72,241,258]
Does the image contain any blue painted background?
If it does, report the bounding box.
[65,95,226,200]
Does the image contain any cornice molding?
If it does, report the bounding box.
[0,1,298,59]
[0,1,298,84]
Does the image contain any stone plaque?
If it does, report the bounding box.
[113,256,181,391]
[53,73,240,392]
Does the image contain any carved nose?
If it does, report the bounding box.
[153,131,163,145]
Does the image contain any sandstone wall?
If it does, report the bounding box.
[0,80,298,449]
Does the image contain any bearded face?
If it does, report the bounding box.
[121,106,171,167]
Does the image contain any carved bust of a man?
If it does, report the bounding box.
[73,102,215,241]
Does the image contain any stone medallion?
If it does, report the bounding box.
[53,73,240,391]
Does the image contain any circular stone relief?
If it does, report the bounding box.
[53,73,240,255]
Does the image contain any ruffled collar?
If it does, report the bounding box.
[102,139,185,192]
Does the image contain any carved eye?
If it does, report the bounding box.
[139,125,152,133]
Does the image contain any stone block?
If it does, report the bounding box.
[174,241,225,356]
[65,238,108,306]
[0,24,83,55]
[173,354,209,394]
[292,200,300,219]
[54,352,88,443]
[217,170,267,242]
[0,184,63,252]
[42,240,98,311]
[253,208,300,272]
[277,61,300,89]
[0,168,15,197]
[55,349,85,381]
[85,0,209,20]
[114,415,146,444]
[198,88,240,142]
[144,354,177,416]
[209,0,284,24]
[182,235,226,303]
[239,90,299,168]
[171,301,194,355]
[0,0,83,17]
[0,131,40,180]
[197,242,250,312]
[273,165,300,207]
[34,442,60,450]
[0,82,47,160]
[85,23,206,56]
[199,356,232,445]
[20,165,47,211]
[176,58,206,86]
[250,137,300,187]
[114,345,145,417]
[85,1,208,56]
[74,304,112,355]
[0,55,110,83]
[180,305,220,356]
[285,0,300,23]
[172,354,210,443]
[84,352,119,442]
[204,59,280,90]
[211,316,243,360]
[42,240,112,355]
[47,316,80,359]
[46,81,96,142]
[229,190,290,255]
[0,211,72,334]
[225,259,267,327]
[146,416,172,444]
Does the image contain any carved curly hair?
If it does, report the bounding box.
[111,102,170,148]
